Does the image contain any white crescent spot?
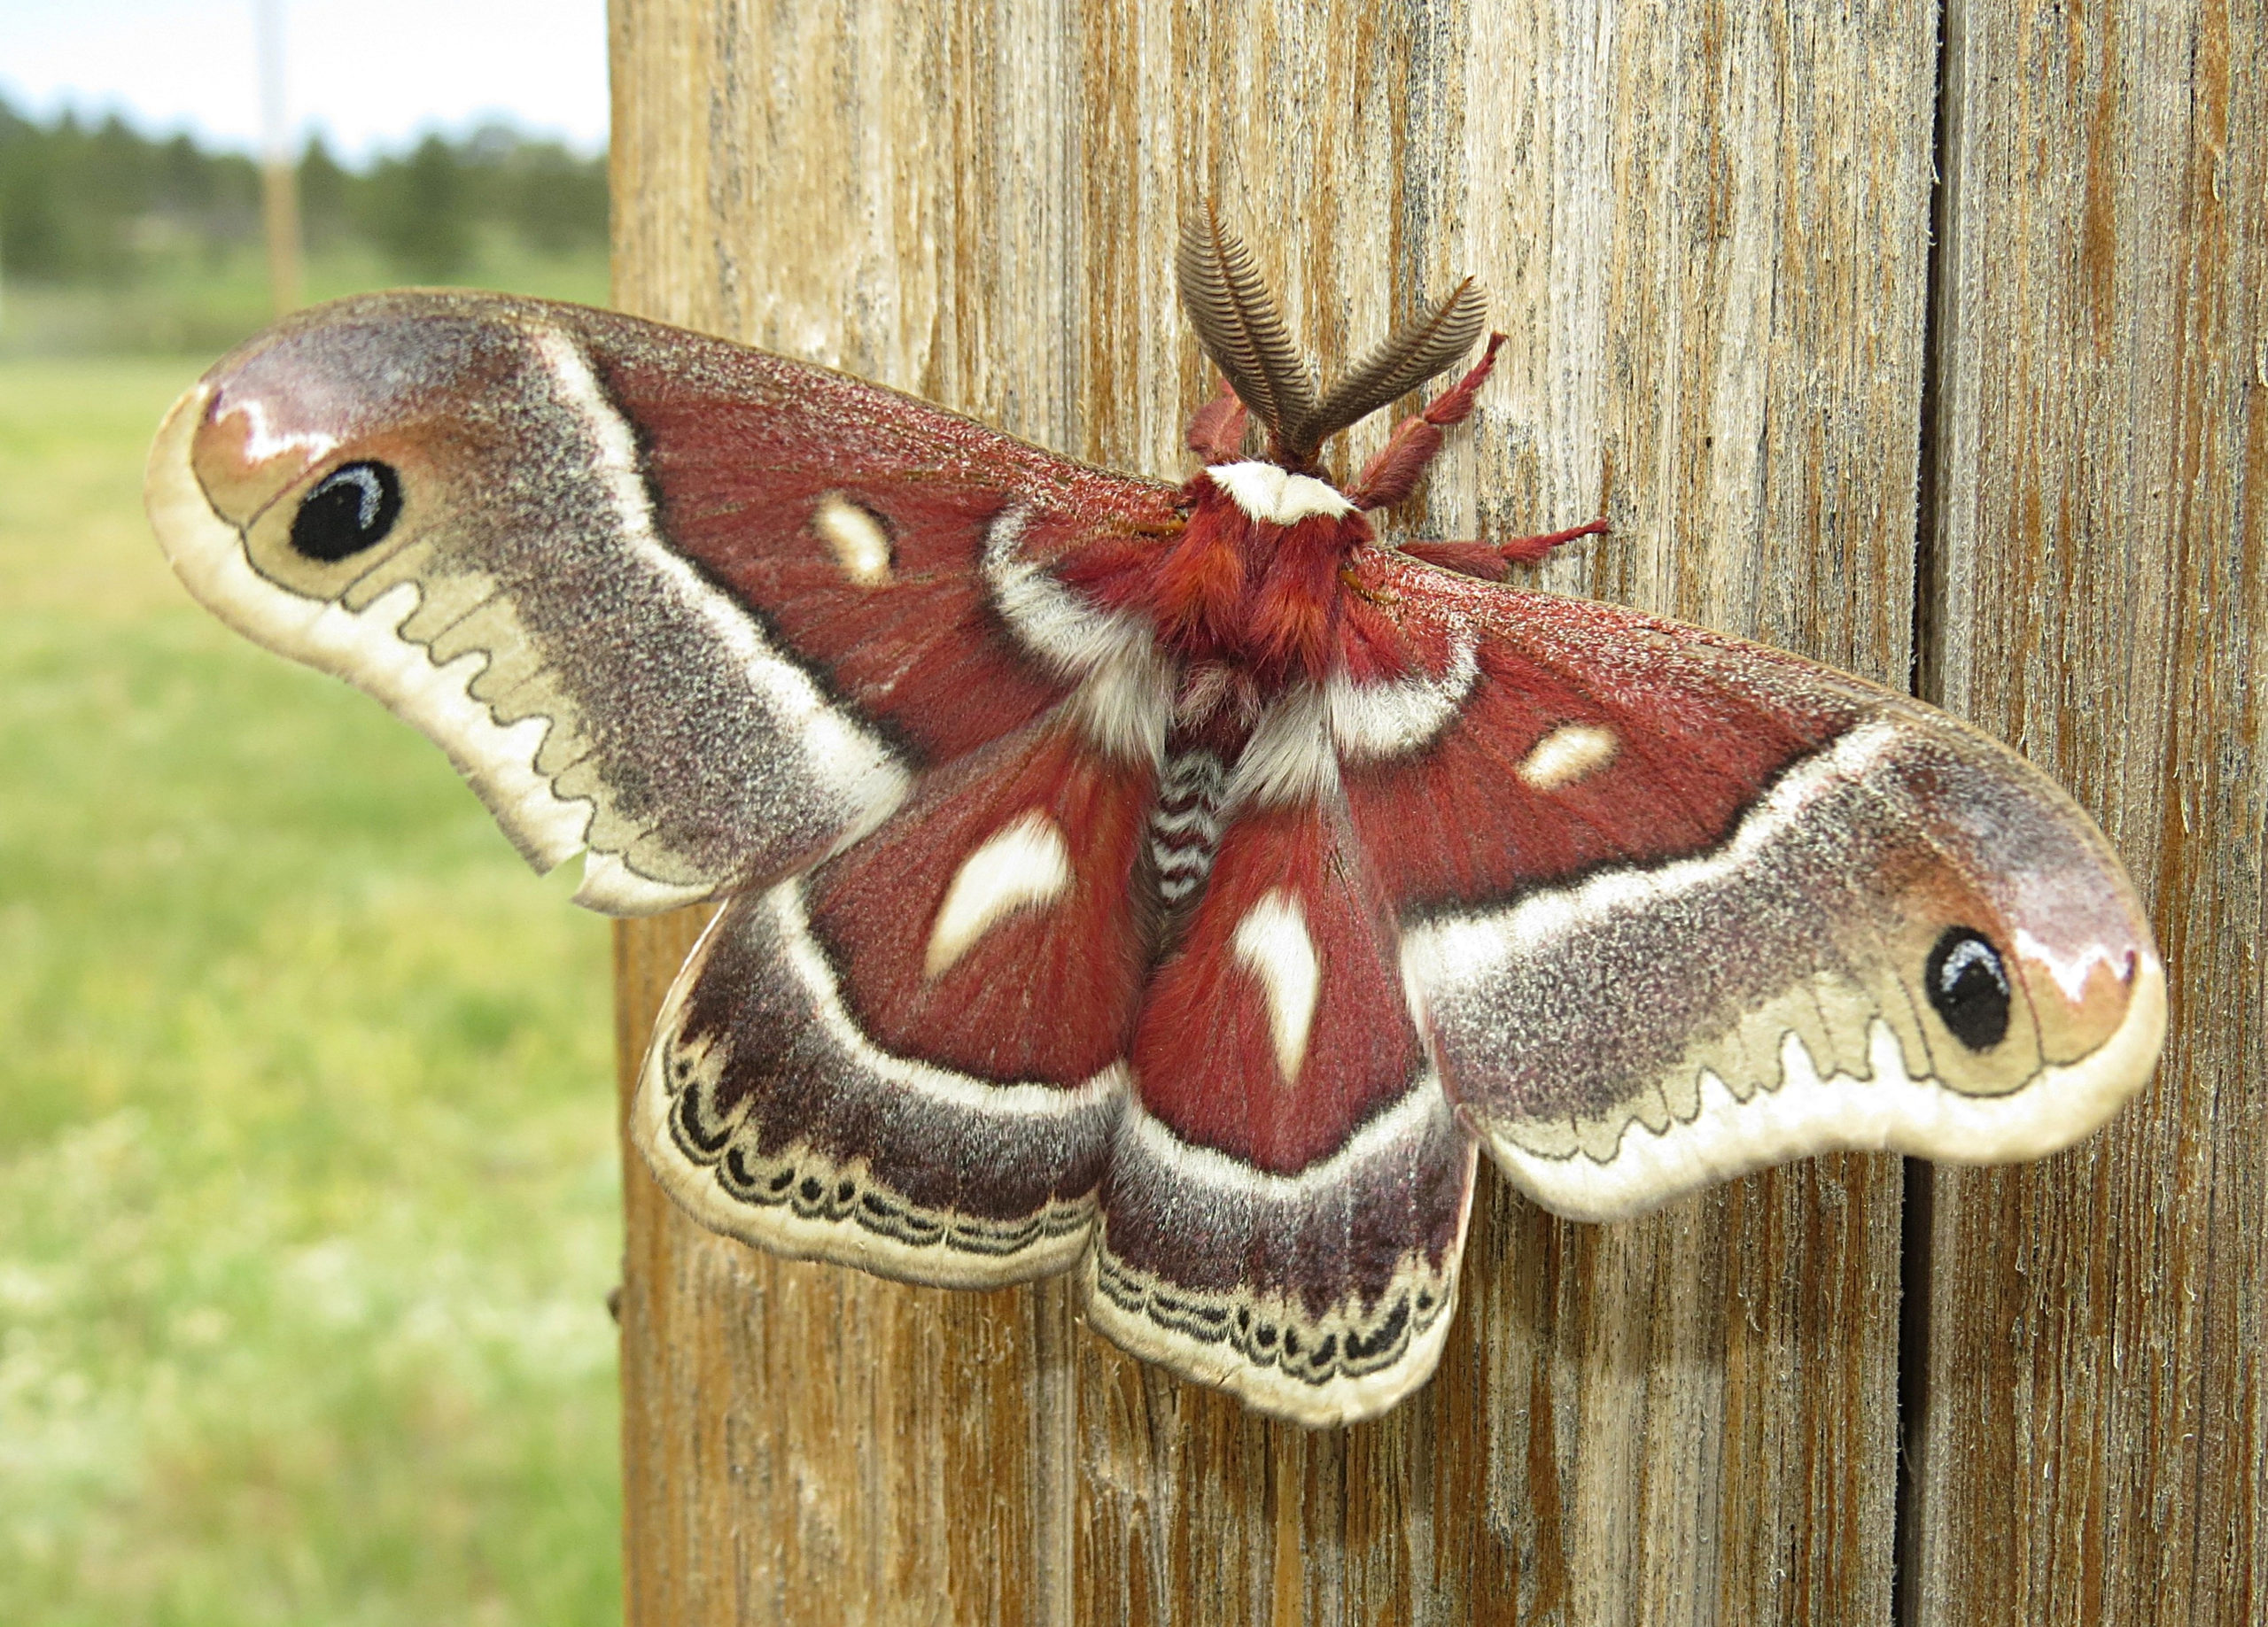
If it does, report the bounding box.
[1328,634,1480,762]
[925,811,1074,977]
[1231,889,1321,1082]
[1518,722,1619,790]
[813,493,894,585]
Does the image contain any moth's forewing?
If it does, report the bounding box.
[147,291,1181,914]
[1364,566,2164,1222]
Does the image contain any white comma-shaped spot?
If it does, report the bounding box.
[1231,889,1322,1083]
[925,811,1075,977]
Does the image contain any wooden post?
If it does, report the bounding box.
[1906,3,2267,1622]
[604,1,2259,1620]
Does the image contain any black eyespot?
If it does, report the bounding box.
[1926,928,2012,1051]
[289,460,402,562]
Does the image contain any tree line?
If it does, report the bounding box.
[0,97,608,284]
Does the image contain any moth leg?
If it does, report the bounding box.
[1184,378,1251,463]
[1395,518,1610,583]
[1498,515,1612,562]
[1344,334,1507,511]
[1338,565,1402,608]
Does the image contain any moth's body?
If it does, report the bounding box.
[1084,465,1369,950]
[1139,465,1363,680]
[147,224,2165,1425]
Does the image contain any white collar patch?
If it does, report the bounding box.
[1206,461,1355,525]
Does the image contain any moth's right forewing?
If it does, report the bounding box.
[1349,561,2165,1222]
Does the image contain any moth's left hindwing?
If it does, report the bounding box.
[146,291,1181,913]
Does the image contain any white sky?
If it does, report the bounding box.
[1,0,610,160]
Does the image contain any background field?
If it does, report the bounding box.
[0,109,625,1626]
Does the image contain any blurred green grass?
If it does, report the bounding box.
[0,336,623,1614]
[0,236,613,360]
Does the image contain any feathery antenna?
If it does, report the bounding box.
[1177,205,1489,465]
[1291,279,1485,450]
[1175,207,1318,454]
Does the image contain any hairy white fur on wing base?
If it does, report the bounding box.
[1327,635,1480,762]
[1227,686,1339,807]
[1489,957,2167,1222]
[982,506,1173,763]
[1065,640,1175,764]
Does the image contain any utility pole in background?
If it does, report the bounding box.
[255,0,300,315]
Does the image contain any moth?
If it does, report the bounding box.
[146,215,2164,1426]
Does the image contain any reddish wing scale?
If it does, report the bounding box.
[1338,547,1868,913]
[1076,544,1879,1415]
[582,306,1184,767]
[1337,544,2157,1235]
[156,291,2160,1424]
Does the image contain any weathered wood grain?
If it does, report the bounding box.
[1908,3,2266,1623]
[609,1,1936,1618]
[615,911,1076,1623]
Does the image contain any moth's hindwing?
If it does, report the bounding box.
[633,719,1153,1286]
[1348,554,2165,1222]
[1093,748,1478,1427]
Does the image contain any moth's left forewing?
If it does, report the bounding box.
[1356,561,2164,1223]
[148,291,1184,918]
[150,296,909,910]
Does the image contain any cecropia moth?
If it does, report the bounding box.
[144,215,2164,1425]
